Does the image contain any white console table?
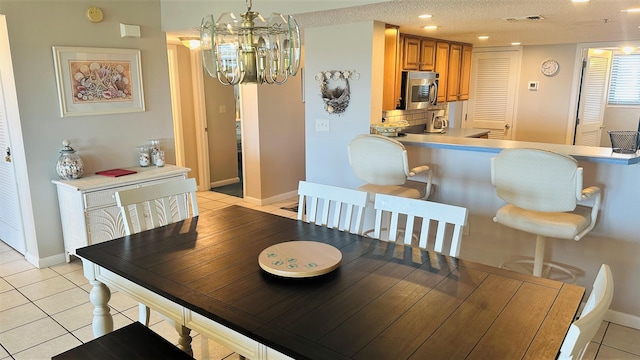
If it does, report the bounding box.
[52,165,190,262]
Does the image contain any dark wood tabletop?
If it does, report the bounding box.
[77,205,584,360]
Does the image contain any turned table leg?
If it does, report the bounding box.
[175,324,193,356]
[89,279,113,338]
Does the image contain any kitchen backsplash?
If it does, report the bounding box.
[381,103,447,127]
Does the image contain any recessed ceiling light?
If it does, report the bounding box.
[423,25,438,30]
[622,8,640,13]
[511,42,521,46]
[571,0,589,3]
[478,35,489,40]
[419,14,433,19]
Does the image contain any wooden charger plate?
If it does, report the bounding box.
[258,241,342,278]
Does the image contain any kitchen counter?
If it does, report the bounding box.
[424,128,490,138]
[399,133,640,165]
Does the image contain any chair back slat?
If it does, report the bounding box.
[297,181,369,235]
[115,178,198,235]
[372,193,468,257]
[559,264,614,360]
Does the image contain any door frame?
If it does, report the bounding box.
[566,41,631,144]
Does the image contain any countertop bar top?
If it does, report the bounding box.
[399,133,640,165]
[422,128,490,138]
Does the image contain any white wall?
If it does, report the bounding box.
[203,68,237,186]
[600,107,640,147]
[515,44,577,143]
[240,75,306,203]
[304,21,384,187]
[0,0,175,265]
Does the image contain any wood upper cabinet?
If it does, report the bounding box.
[402,36,435,71]
[459,45,473,100]
[434,42,450,103]
[447,43,473,101]
[387,32,472,106]
[383,26,400,110]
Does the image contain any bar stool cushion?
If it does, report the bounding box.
[495,204,592,240]
[357,179,426,199]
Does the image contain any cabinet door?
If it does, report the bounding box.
[447,43,462,101]
[419,39,436,71]
[383,26,400,110]
[435,42,450,103]
[459,45,473,100]
[402,36,420,70]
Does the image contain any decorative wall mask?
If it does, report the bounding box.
[315,70,359,114]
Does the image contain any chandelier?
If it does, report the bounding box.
[200,0,301,85]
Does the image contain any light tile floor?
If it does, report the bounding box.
[1,191,639,359]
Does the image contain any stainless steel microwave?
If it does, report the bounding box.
[397,71,439,110]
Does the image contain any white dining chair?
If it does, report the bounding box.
[558,264,614,360]
[114,177,198,326]
[297,180,370,235]
[372,193,468,257]
[116,177,198,236]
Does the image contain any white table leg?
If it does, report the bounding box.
[175,324,193,356]
[138,303,151,326]
[89,279,113,338]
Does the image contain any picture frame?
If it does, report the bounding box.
[52,46,145,117]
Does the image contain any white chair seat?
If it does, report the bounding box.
[357,179,426,199]
[496,204,592,240]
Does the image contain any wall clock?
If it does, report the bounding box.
[541,58,559,76]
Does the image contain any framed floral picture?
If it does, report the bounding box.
[52,46,145,117]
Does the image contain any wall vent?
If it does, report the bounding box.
[504,15,545,22]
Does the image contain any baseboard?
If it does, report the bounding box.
[605,309,640,330]
[243,190,298,206]
[26,251,67,268]
[210,177,240,188]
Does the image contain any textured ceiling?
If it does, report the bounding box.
[167,0,640,47]
[291,0,640,47]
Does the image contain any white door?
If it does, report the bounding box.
[466,48,521,139]
[574,49,612,146]
[0,16,25,254]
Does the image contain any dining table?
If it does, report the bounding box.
[76,204,585,360]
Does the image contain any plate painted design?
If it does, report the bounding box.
[258,241,342,278]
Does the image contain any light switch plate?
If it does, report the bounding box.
[120,23,141,38]
[315,119,330,132]
[528,81,539,91]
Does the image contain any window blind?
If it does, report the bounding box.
[608,54,640,105]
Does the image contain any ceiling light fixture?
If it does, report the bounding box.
[180,37,201,50]
[478,35,489,40]
[621,46,635,54]
[571,0,589,3]
[423,25,438,30]
[511,42,521,46]
[622,8,640,13]
[200,0,301,85]
[418,14,433,19]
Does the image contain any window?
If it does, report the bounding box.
[607,54,640,106]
